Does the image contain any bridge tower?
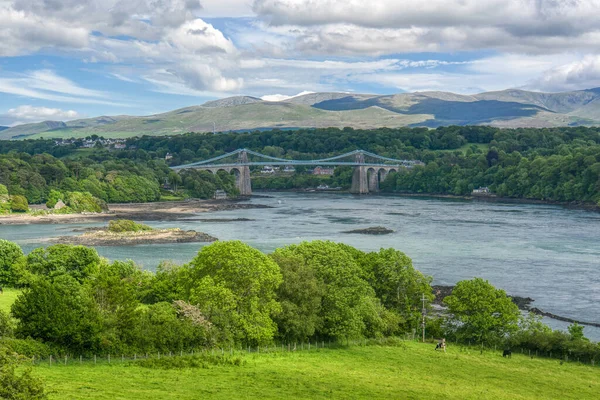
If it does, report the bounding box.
[350,152,369,194]
[236,150,252,196]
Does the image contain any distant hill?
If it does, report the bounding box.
[0,126,8,132]
[2,88,600,140]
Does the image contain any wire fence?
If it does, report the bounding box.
[28,334,598,368]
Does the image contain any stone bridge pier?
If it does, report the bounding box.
[350,158,398,194]
[204,151,252,195]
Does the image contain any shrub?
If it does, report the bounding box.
[0,346,47,399]
[108,219,153,233]
[0,339,55,358]
[9,196,28,213]
[0,310,13,337]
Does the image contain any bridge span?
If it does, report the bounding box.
[171,149,422,195]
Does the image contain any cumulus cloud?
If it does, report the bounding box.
[166,19,237,54]
[526,56,600,92]
[253,0,600,55]
[0,5,88,56]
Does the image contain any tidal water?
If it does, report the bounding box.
[2,192,599,339]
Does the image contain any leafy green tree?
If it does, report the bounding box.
[272,241,383,340]
[64,191,107,212]
[9,196,28,213]
[444,278,520,345]
[568,323,587,341]
[188,241,282,346]
[0,347,46,399]
[0,240,24,286]
[88,261,144,351]
[12,275,102,353]
[357,248,433,331]
[135,301,210,352]
[270,251,325,342]
[24,245,102,283]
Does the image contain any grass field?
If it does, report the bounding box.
[0,287,20,313]
[33,342,599,400]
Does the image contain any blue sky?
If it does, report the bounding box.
[1,0,600,126]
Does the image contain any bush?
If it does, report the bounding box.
[0,346,47,399]
[108,219,153,233]
[136,354,244,369]
[0,339,55,358]
[9,196,28,213]
[0,310,13,337]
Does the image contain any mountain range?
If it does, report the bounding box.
[3,88,600,140]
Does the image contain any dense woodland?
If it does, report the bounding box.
[0,126,599,206]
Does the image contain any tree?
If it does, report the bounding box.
[272,241,383,340]
[11,275,102,353]
[188,241,282,346]
[270,251,325,342]
[9,196,28,213]
[0,240,24,286]
[24,245,102,283]
[357,248,433,330]
[444,278,520,345]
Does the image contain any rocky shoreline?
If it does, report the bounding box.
[343,226,394,235]
[0,199,272,225]
[50,228,218,246]
[432,285,598,328]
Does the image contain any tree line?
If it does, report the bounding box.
[0,126,599,205]
[0,239,597,361]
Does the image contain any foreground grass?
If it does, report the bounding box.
[34,342,598,400]
[0,287,20,313]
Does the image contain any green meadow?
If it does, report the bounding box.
[33,342,598,400]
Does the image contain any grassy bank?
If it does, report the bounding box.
[0,287,20,313]
[33,342,598,400]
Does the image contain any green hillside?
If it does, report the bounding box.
[2,88,600,140]
[34,342,599,399]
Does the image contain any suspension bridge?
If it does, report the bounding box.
[171,149,423,195]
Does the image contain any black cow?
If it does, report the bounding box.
[503,349,512,358]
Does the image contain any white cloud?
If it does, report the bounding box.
[253,0,600,55]
[6,105,80,120]
[0,70,128,106]
[0,5,88,56]
[166,19,237,54]
[526,56,600,92]
[3,105,81,126]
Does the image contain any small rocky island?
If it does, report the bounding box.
[343,226,394,235]
[51,219,217,246]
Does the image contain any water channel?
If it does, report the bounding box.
[2,192,599,339]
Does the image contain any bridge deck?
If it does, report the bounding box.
[171,162,405,170]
